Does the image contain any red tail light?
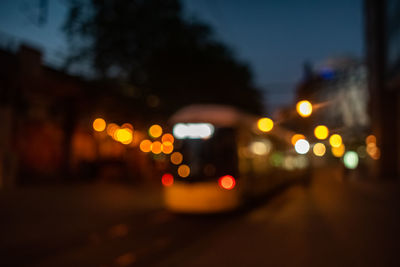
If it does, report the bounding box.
[218,175,236,190]
[161,173,174,187]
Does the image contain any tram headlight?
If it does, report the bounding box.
[173,123,214,139]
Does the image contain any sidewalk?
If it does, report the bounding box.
[0,183,163,264]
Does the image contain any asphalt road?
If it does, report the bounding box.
[1,170,399,267]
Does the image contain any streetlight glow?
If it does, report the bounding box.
[294,139,310,154]
[257,117,274,132]
[296,100,312,117]
[314,125,329,140]
[329,134,342,148]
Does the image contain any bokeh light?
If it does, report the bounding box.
[296,100,312,117]
[162,141,174,154]
[257,117,274,132]
[106,123,119,137]
[314,125,329,140]
[93,118,106,132]
[161,133,174,144]
[366,135,377,145]
[343,151,359,169]
[121,123,133,130]
[139,139,152,153]
[170,152,183,165]
[313,143,326,156]
[218,175,236,190]
[294,139,310,154]
[116,128,133,144]
[367,144,380,160]
[357,146,367,158]
[250,140,272,156]
[331,143,345,157]
[161,173,174,187]
[329,134,342,148]
[178,164,190,178]
[149,124,163,138]
[291,134,306,146]
[151,141,162,154]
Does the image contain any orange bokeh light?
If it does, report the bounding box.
[170,152,183,165]
[93,118,106,132]
[366,135,376,145]
[161,133,174,144]
[291,134,306,146]
[149,124,163,138]
[162,141,174,154]
[106,123,119,137]
[177,164,190,178]
[151,141,162,154]
[139,139,152,153]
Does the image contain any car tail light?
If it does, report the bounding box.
[218,175,236,190]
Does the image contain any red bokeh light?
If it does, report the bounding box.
[218,175,236,190]
[161,173,174,187]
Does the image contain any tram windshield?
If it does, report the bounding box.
[174,127,238,181]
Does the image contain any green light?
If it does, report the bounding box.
[343,151,359,169]
[270,152,283,167]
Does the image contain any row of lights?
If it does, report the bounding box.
[256,99,380,170]
[93,118,134,145]
[93,119,192,182]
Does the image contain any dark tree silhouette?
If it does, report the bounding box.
[63,0,263,116]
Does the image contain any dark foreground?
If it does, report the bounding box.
[1,170,399,267]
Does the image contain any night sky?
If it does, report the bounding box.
[0,0,363,111]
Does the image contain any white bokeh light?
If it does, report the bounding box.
[294,139,310,154]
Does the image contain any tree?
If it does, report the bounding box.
[63,0,263,116]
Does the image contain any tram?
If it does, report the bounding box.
[162,104,309,213]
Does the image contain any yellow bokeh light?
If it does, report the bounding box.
[313,143,326,156]
[139,139,152,153]
[329,134,342,148]
[291,134,306,146]
[93,118,106,132]
[257,117,274,132]
[366,135,376,145]
[170,152,183,165]
[162,141,174,154]
[331,143,345,157]
[116,128,133,144]
[296,100,312,117]
[149,124,163,138]
[161,133,174,144]
[178,164,190,178]
[314,125,329,140]
[151,141,162,154]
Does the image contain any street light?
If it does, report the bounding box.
[257,117,274,132]
[314,125,329,140]
[329,134,342,148]
[296,100,312,117]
